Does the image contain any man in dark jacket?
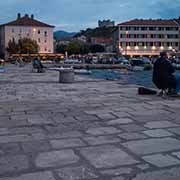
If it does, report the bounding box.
[153,51,177,94]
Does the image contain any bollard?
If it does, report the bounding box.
[59,68,74,83]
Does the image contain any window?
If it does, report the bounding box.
[38,38,41,43]
[44,39,47,43]
[130,42,134,46]
[44,31,47,37]
[27,33,30,37]
[45,47,47,51]
[141,27,147,31]
[158,27,164,31]
[149,27,156,31]
[38,30,41,34]
[12,29,14,33]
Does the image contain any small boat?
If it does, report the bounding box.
[74,69,92,75]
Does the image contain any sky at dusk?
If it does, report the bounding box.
[0,0,179,32]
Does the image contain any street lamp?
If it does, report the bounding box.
[160,46,164,50]
[127,46,131,50]
[152,46,156,50]
[169,46,173,50]
[135,46,139,50]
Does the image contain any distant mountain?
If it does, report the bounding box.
[54,31,77,40]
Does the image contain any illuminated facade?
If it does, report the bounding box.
[0,13,54,56]
[118,19,180,56]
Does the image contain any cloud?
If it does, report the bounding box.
[0,0,179,31]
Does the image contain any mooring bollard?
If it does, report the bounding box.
[59,68,75,83]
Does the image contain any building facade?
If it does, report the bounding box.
[98,20,115,28]
[117,19,180,56]
[0,13,54,56]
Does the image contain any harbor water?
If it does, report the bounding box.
[90,70,154,88]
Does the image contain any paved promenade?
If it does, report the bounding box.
[1,64,180,180]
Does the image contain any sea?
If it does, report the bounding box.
[90,70,154,88]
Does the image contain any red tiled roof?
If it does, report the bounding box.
[0,16,54,28]
[118,19,179,26]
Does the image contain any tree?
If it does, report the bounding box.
[18,38,39,54]
[7,38,39,54]
[67,41,82,55]
[90,44,105,53]
[6,38,19,54]
[56,44,67,54]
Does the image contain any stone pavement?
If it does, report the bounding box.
[0,64,180,180]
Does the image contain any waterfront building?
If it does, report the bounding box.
[116,19,180,56]
[0,13,54,56]
[98,20,115,28]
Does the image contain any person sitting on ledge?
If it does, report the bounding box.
[153,51,180,96]
[32,57,45,73]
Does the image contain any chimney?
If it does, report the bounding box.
[17,13,21,19]
[31,14,34,19]
[25,14,29,18]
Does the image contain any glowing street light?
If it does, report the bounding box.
[135,46,139,50]
[144,46,147,49]
[160,46,164,50]
[152,46,156,50]
[169,46,173,50]
[127,46,131,50]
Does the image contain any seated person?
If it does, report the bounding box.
[153,51,179,95]
[32,57,44,73]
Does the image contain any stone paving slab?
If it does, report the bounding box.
[0,155,29,175]
[35,150,79,168]
[123,137,180,155]
[143,129,174,137]
[56,166,98,180]
[1,65,180,179]
[80,145,139,168]
[0,171,55,180]
[133,167,180,180]
[142,154,180,167]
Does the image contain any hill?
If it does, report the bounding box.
[75,27,116,39]
[54,31,77,40]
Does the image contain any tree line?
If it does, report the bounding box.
[56,41,105,55]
